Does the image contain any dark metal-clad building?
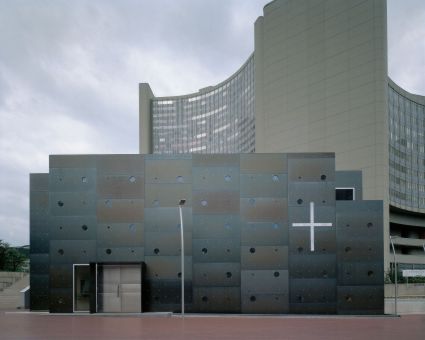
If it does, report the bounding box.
[30,153,383,314]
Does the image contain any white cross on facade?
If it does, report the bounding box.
[292,201,332,252]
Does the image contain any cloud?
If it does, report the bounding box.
[0,0,424,246]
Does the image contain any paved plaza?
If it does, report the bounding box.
[1,312,424,340]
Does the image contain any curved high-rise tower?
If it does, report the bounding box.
[139,0,425,270]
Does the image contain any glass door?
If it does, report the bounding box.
[73,264,90,312]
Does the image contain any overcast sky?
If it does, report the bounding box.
[0,0,424,246]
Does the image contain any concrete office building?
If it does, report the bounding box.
[30,153,383,314]
[139,0,425,269]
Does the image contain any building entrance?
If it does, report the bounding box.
[96,264,142,313]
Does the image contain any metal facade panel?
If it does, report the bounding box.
[193,287,241,313]
[145,159,192,184]
[240,198,287,221]
[50,192,96,216]
[193,191,239,214]
[241,246,288,270]
[240,173,287,197]
[337,263,384,286]
[241,270,288,294]
[290,278,336,303]
[288,154,335,182]
[193,263,241,287]
[289,228,336,254]
[145,231,192,256]
[50,155,97,169]
[49,168,96,192]
[145,184,192,208]
[49,216,97,240]
[240,154,287,174]
[143,280,193,306]
[97,174,144,199]
[96,155,144,175]
[144,207,193,232]
[192,154,239,168]
[30,191,49,215]
[30,254,50,275]
[30,173,49,191]
[49,288,73,313]
[97,198,144,222]
[193,239,240,263]
[241,221,288,246]
[337,286,384,314]
[144,256,192,280]
[30,231,49,253]
[288,206,336,229]
[289,254,336,279]
[96,247,144,263]
[192,167,239,191]
[97,223,144,247]
[50,240,97,264]
[50,264,73,289]
[241,294,288,314]
[288,182,335,207]
[193,214,240,239]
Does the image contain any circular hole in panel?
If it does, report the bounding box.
[226,249,231,253]
[58,249,64,255]
[177,272,182,278]
[82,250,86,254]
[346,224,350,227]
[250,296,256,302]
[154,296,159,301]
[59,226,63,230]
[129,176,136,183]
[297,199,303,205]
[345,246,351,253]
[322,200,326,203]
[275,297,279,301]
[201,248,208,254]
[367,270,374,277]
[272,175,279,182]
[106,249,112,255]
[368,247,372,251]
[298,176,302,179]
[297,296,304,302]
[274,271,280,277]
[367,222,373,228]
[131,249,135,253]
[249,198,255,205]
[58,177,63,182]
[81,177,87,183]
[176,176,183,183]
[57,201,64,207]
[58,298,64,304]
[105,200,112,208]
[81,225,88,231]
[297,247,303,253]
[129,224,136,232]
[202,296,208,302]
[154,248,160,254]
[249,247,256,253]
[226,272,232,278]
[346,296,353,303]
[274,248,278,252]
[201,200,208,207]
[224,175,231,182]
[321,174,326,180]
[107,226,111,229]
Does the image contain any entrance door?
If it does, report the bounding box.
[73,264,90,312]
[97,264,141,313]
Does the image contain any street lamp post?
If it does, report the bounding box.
[178,199,186,317]
[389,235,398,316]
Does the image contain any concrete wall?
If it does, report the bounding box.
[254,0,390,266]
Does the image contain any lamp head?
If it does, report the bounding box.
[179,199,186,206]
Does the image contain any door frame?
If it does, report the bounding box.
[73,263,90,313]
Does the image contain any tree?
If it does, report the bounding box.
[0,240,27,272]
